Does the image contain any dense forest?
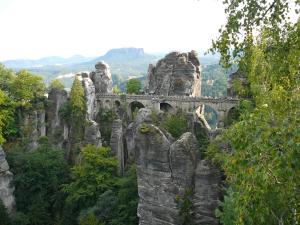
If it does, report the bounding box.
[0,66,138,225]
[0,0,299,225]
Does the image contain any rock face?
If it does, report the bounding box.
[46,88,68,147]
[110,119,125,175]
[23,109,46,150]
[193,160,221,225]
[76,71,104,147]
[133,109,221,225]
[0,147,15,213]
[81,72,97,120]
[145,51,202,97]
[84,121,102,147]
[90,61,113,95]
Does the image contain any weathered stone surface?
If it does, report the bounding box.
[23,109,46,150]
[84,121,102,147]
[82,73,97,120]
[135,123,180,225]
[133,108,220,225]
[110,119,125,175]
[145,51,201,97]
[135,108,153,124]
[193,160,221,225]
[76,71,103,148]
[47,88,68,147]
[125,122,136,160]
[0,147,15,214]
[170,132,198,189]
[90,61,113,94]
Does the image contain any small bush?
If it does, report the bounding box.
[139,123,150,134]
[162,114,187,138]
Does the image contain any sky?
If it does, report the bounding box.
[0,0,226,60]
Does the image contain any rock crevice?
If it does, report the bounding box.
[133,109,221,225]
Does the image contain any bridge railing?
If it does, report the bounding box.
[96,93,239,104]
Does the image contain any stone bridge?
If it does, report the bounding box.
[96,94,239,128]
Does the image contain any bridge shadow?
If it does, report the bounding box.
[160,102,174,113]
[128,101,145,120]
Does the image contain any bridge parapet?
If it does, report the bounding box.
[96,94,239,128]
[96,93,239,104]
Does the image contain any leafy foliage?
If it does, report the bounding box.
[0,90,14,144]
[112,85,121,94]
[69,78,87,152]
[0,64,47,144]
[126,78,141,94]
[49,79,65,90]
[11,70,45,105]
[64,145,138,225]
[7,138,70,225]
[208,1,300,224]
[0,200,11,225]
[63,145,118,208]
[210,0,300,68]
[162,113,188,139]
[95,109,116,145]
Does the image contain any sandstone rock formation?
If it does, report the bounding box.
[110,119,125,175]
[84,121,102,147]
[47,87,68,147]
[145,51,202,97]
[133,109,220,225]
[90,61,113,95]
[0,147,15,213]
[23,109,46,150]
[81,72,97,120]
[74,61,114,147]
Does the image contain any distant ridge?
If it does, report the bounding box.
[2,55,94,69]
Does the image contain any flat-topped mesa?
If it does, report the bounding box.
[145,50,202,97]
[90,61,113,95]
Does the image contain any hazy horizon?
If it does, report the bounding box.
[1,47,219,62]
[0,0,226,61]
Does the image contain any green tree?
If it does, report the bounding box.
[64,146,138,225]
[0,63,14,93]
[78,166,138,225]
[69,78,87,156]
[49,79,65,90]
[113,86,121,94]
[207,1,300,224]
[162,113,188,139]
[10,70,45,105]
[63,145,118,209]
[126,79,141,94]
[7,138,70,225]
[0,90,16,144]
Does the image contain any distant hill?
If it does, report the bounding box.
[1,48,223,88]
[1,48,159,85]
[3,55,94,69]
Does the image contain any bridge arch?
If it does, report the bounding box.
[114,100,121,107]
[225,107,239,126]
[104,99,111,109]
[160,102,174,113]
[128,101,145,120]
[203,105,218,129]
